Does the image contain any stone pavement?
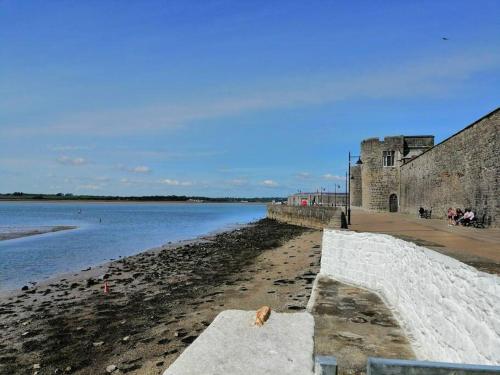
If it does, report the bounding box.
[349,208,500,274]
[310,276,414,375]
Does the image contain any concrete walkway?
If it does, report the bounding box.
[349,208,500,274]
[310,276,414,375]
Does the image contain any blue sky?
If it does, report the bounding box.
[1,1,499,197]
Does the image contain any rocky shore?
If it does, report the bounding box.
[0,218,322,375]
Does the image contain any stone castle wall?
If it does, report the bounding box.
[400,109,499,227]
[267,205,346,229]
[360,137,403,210]
[350,165,362,207]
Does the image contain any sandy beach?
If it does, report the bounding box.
[0,226,77,242]
[0,219,322,375]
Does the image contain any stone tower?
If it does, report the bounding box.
[351,135,434,211]
[350,163,362,207]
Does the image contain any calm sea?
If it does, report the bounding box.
[0,201,266,292]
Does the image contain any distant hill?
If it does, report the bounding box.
[0,192,284,203]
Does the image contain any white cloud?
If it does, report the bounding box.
[119,177,148,186]
[323,173,344,181]
[7,49,498,137]
[296,172,311,179]
[56,156,87,166]
[261,179,279,187]
[76,184,100,190]
[218,167,259,173]
[131,165,151,174]
[49,145,91,152]
[228,179,248,186]
[161,179,193,186]
[117,164,152,174]
[94,176,110,182]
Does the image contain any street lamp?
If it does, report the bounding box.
[348,151,362,225]
[334,184,340,207]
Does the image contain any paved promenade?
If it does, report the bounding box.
[349,208,500,274]
[311,277,414,374]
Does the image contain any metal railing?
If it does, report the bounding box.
[315,356,500,375]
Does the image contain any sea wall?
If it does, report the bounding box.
[400,109,499,227]
[267,205,346,229]
[320,229,500,365]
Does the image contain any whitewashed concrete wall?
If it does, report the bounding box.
[164,310,315,375]
[321,230,500,365]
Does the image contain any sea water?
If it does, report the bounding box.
[0,202,266,292]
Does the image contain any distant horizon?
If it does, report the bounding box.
[0,190,351,201]
[2,1,499,196]
[0,192,288,201]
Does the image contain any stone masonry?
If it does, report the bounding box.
[350,108,499,228]
[267,204,346,229]
[400,109,499,227]
[358,136,433,211]
[350,164,362,207]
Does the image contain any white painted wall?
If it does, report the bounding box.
[320,230,500,365]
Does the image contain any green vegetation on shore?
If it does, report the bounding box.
[0,192,284,203]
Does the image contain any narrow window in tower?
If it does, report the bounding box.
[383,151,395,167]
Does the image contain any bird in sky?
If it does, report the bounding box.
[442,37,449,40]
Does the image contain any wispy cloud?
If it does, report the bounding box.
[131,166,151,174]
[49,145,92,152]
[323,173,343,181]
[7,49,499,137]
[296,172,311,179]
[117,164,152,174]
[261,179,279,187]
[228,179,248,187]
[118,149,225,161]
[76,184,101,191]
[56,156,87,166]
[160,179,193,186]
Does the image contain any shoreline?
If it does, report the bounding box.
[0,225,77,242]
[0,218,322,375]
[0,221,251,298]
[0,200,267,205]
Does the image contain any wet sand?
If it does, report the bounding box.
[0,226,77,241]
[0,219,322,375]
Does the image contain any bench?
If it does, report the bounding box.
[418,208,432,219]
[464,213,490,229]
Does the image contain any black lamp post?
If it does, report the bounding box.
[345,171,348,218]
[348,151,362,225]
[334,184,339,207]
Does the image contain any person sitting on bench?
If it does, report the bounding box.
[447,207,456,225]
[458,209,474,225]
[453,208,463,224]
[453,208,464,225]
